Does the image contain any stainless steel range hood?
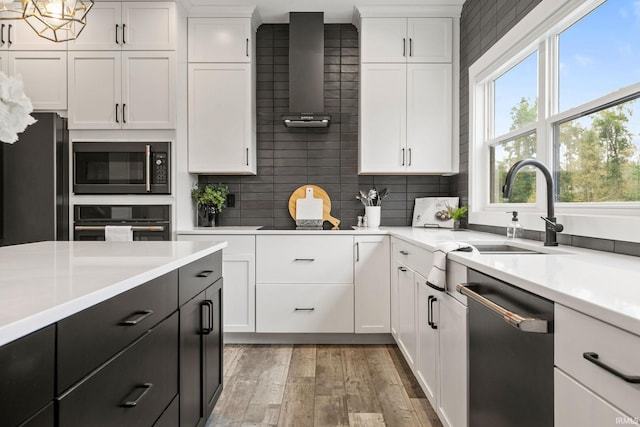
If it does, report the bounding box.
[282,12,331,128]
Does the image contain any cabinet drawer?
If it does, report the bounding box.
[555,369,632,427]
[153,395,179,427]
[57,271,178,394]
[58,312,179,427]
[179,251,222,305]
[256,284,354,333]
[555,304,640,418]
[392,238,433,277]
[0,326,54,427]
[256,235,353,283]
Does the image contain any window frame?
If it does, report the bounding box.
[468,0,640,243]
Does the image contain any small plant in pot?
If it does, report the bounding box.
[446,204,468,230]
[192,183,229,227]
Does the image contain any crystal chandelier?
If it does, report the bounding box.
[0,0,93,42]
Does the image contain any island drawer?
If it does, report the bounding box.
[179,251,222,305]
[555,304,640,418]
[256,235,353,284]
[57,271,178,394]
[58,312,179,427]
[0,325,54,427]
[392,238,433,278]
[256,283,354,333]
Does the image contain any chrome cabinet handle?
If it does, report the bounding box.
[145,144,151,192]
[120,309,154,326]
[294,307,315,311]
[399,250,409,255]
[583,352,640,383]
[122,383,153,407]
[115,24,119,44]
[294,258,315,262]
[457,283,549,333]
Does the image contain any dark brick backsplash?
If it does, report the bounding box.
[199,23,454,229]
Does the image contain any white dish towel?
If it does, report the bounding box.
[427,242,477,291]
[105,225,133,242]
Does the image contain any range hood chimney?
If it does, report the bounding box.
[282,12,331,128]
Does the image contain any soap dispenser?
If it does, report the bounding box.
[507,211,523,239]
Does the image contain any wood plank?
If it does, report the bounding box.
[209,377,256,425]
[242,404,281,426]
[411,398,443,427]
[315,345,346,397]
[314,396,349,427]
[287,344,316,378]
[387,344,425,398]
[341,345,383,414]
[277,377,315,427]
[223,344,246,379]
[364,344,395,367]
[249,345,293,405]
[348,413,386,427]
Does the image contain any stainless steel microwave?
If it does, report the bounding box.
[73,142,170,194]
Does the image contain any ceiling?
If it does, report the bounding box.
[182,0,466,23]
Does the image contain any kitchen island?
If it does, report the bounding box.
[0,240,227,427]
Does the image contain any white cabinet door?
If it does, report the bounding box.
[122,51,176,129]
[390,257,400,339]
[416,280,438,407]
[406,63,453,174]
[438,292,468,427]
[69,2,175,51]
[407,18,452,63]
[359,63,406,174]
[3,20,59,50]
[188,63,255,174]
[9,51,67,110]
[69,2,121,50]
[555,369,631,427]
[397,262,416,367]
[122,2,176,51]
[360,18,407,63]
[188,18,251,63]
[67,51,121,129]
[223,254,255,333]
[354,236,390,333]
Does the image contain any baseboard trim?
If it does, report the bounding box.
[224,332,395,345]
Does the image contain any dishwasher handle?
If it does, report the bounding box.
[457,283,549,334]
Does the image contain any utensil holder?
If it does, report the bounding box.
[365,206,381,228]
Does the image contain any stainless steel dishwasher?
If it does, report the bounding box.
[458,269,554,427]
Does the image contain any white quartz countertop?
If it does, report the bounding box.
[0,240,227,347]
[178,226,388,235]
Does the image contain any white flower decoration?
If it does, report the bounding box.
[0,71,36,144]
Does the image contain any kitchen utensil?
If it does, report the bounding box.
[295,187,323,221]
[288,185,341,229]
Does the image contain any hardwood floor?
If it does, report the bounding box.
[207,344,443,427]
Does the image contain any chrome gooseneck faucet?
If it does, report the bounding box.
[502,158,564,246]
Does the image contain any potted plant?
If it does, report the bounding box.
[446,204,468,230]
[191,183,229,227]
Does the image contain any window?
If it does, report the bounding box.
[469,0,640,242]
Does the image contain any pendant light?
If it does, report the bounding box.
[23,0,93,42]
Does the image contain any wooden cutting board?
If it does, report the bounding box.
[288,185,341,229]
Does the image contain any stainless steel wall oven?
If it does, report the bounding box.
[73,142,170,194]
[73,205,171,241]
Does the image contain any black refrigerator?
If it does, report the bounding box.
[0,113,69,246]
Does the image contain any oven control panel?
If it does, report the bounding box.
[153,153,168,184]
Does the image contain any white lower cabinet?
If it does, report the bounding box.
[416,278,438,405]
[396,260,417,366]
[177,234,256,332]
[256,283,354,333]
[555,304,639,422]
[354,235,390,333]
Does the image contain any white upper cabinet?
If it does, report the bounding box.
[188,18,251,62]
[4,51,67,110]
[361,17,452,63]
[0,20,63,50]
[69,2,176,51]
[356,8,459,175]
[68,51,176,129]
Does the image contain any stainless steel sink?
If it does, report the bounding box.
[473,244,548,254]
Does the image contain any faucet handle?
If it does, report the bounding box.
[540,216,564,232]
